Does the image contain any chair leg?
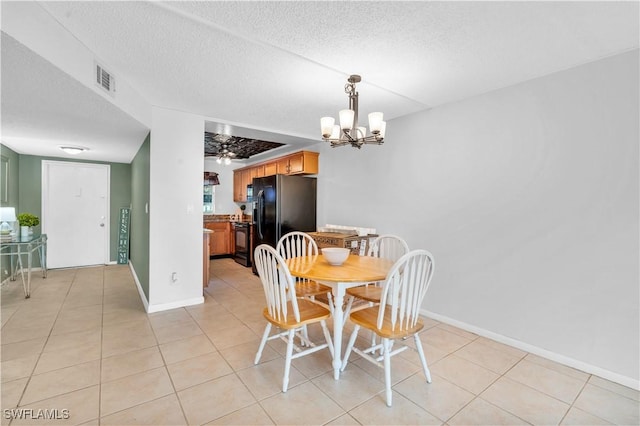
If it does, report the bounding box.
[414,334,432,383]
[320,320,334,358]
[342,296,355,326]
[299,297,313,347]
[254,323,272,364]
[283,329,295,392]
[340,324,360,371]
[301,325,309,347]
[326,292,334,316]
[383,338,393,407]
[327,293,335,317]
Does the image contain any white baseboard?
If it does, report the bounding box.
[127,262,204,313]
[422,309,640,391]
[128,261,150,312]
[146,296,204,313]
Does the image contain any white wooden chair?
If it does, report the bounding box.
[343,234,410,321]
[341,249,435,406]
[277,231,334,345]
[253,244,334,392]
[276,231,334,311]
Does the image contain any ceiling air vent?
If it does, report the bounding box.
[95,63,116,96]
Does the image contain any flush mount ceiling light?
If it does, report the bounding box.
[59,146,88,155]
[215,143,235,166]
[320,74,386,148]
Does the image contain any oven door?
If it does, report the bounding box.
[233,224,251,266]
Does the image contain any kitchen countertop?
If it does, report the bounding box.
[203,214,252,223]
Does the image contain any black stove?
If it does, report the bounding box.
[233,222,251,267]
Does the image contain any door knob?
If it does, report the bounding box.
[100,223,105,227]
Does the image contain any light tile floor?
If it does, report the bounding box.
[1,259,638,425]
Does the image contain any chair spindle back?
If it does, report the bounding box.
[378,249,435,332]
[276,231,319,260]
[368,234,410,261]
[254,244,300,323]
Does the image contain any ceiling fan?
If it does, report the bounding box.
[203,132,285,162]
[216,143,236,165]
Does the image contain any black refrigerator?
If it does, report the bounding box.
[252,174,317,265]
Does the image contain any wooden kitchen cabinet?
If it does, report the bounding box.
[233,169,252,202]
[233,172,241,202]
[251,165,264,179]
[204,222,232,255]
[276,151,319,175]
[242,169,251,197]
[264,162,277,176]
[276,157,291,175]
[233,151,319,199]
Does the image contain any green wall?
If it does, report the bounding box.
[17,154,132,262]
[130,134,150,301]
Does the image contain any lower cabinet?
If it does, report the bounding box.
[204,222,232,256]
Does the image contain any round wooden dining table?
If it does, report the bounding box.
[286,253,394,380]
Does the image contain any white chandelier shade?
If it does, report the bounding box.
[320,75,386,148]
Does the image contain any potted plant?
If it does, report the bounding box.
[17,213,39,236]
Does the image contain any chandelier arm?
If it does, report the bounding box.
[322,74,384,148]
[341,129,356,142]
[329,139,350,148]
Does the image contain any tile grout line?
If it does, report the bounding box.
[98,266,105,425]
[557,376,614,425]
[499,357,590,409]
[460,352,533,425]
[12,268,77,415]
[153,307,196,425]
[419,337,525,424]
[206,274,276,424]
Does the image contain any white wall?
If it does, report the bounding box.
[149,107,204,310]
[203,159,243,214]
[317,50,639,387]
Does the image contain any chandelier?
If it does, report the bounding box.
[215,143,235,165]
[320,74,386,148]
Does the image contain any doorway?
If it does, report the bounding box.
[42,161,110,269]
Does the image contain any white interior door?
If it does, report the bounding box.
[42,161,110,269]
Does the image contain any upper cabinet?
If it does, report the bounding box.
[233,169,252,202]
[251,165,265,179]
[264,162,277,176]
[281,151,318,175]
[233,151,319,202]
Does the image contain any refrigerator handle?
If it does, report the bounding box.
[257,189,264,240]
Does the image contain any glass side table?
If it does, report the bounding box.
[0,233,47,298]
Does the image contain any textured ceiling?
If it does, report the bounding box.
[204,132,284,159]
[1,33,149,163]
[2,1,638,163]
